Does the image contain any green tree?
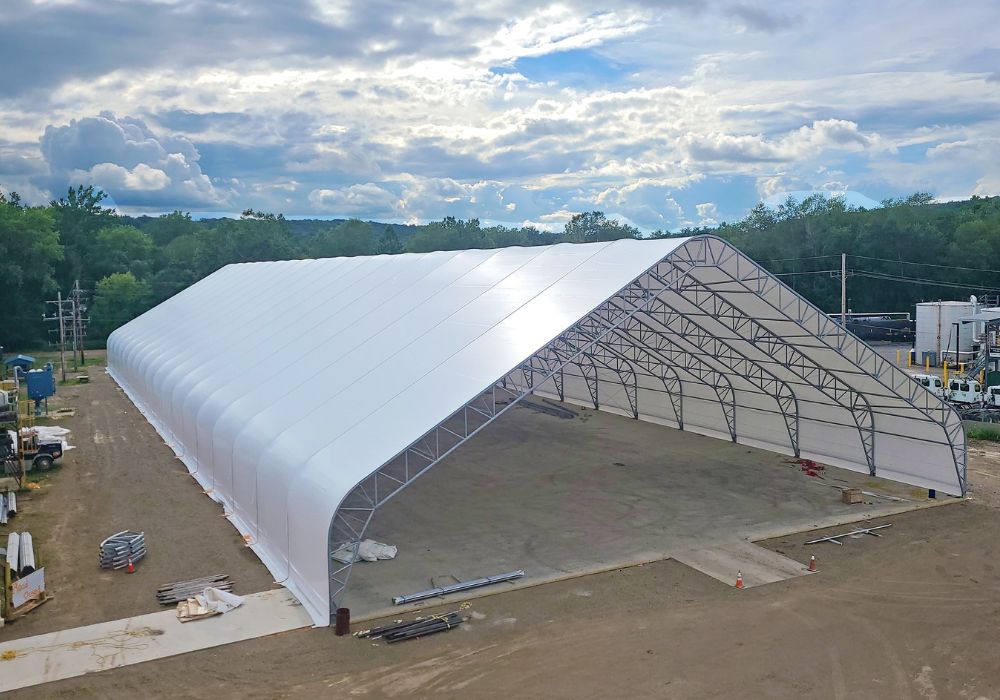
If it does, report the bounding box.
[406,217,485,252]
[145,211,199,246]
[377,225,403,254]
[310,219,375,258]
[89,272,151,340]
[0,202,63,347]
[49,185,119,290]
[561,211,640,243]
[196,215,299,275]
[89,225,155,280]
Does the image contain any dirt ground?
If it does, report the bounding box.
[4,357,1000,698]
[0,351,274,640]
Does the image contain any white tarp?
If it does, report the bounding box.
[27,425,75,452]
[331,540,397,565]
[107,237,965,626]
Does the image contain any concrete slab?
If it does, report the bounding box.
[346,399,944,618]
[673,541,813,589]
[0,589,312,694]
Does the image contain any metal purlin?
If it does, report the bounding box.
[523,346,638,418]
[683,237,966,494]
[581,333,688,427]
[326,242,713,618]
[577,315,737,439]
[646,280,876,476]
[606,311,800,455]
[571,349,640,418]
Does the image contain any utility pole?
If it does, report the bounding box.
[841,253,847,326]
[44,292,73,382]
[69,293,78,373]
[55,291,66,382]
[71,280,87,366]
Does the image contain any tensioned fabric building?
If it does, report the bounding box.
[107,236,966,626]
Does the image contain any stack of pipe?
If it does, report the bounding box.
[99,530,146,570]
[3,532,34,577]
[355,610,465,644]
[156,574,233,605]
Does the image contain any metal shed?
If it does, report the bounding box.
[4,354,36,370]
[107,236,966,627]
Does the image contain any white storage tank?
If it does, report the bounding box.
[915,301,974,365]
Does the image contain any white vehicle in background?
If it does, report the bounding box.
[911,373,945,399]
[946,378,983,404]
[985,385,1000,407]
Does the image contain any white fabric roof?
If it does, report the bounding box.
[108,236,965,626]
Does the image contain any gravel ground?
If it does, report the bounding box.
[3,355,999,698]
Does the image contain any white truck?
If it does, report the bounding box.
[946,378,983,404]
[911,373,946,399]
[985,385,1000,407]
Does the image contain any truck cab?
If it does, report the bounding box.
[986,386,1000,407]
[911,373,945,399]
[12,430,63,470]
[947,378,983,404]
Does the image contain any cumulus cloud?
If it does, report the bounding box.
[1,1,998,222]
[308,183,399,216]
[695,202,719,225]
[38,112,228,208]
[681,119,886,164]
[73,162,171,191]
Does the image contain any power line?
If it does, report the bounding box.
[850,254,1000,275]
[763,254,1000,276]
[771,269,840,277]
[758,254,841,264]
[770,267,1000,292]
[851,270,1000,292]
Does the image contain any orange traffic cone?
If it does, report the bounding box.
[127,557,135,574]
[808,555,817,572]
[735,571,743,589]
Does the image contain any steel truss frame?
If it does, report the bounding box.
[681,237,965,492]
[613,310,799,453]
[325,236,966,622]
[657,265,879,473]
[327,240,713,617]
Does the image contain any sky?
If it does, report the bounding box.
[1,1,998,231]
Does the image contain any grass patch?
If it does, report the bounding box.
[967,426,1000,442]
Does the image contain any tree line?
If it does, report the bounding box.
[2,184,999,349]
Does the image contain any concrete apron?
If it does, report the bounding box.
[361,497,960,623]
[0,589,312,694]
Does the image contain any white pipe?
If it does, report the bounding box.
[18,531,35,576]
[6,491,14,515]
[6,532,19,575]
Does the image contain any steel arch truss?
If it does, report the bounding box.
[679,237,966,493]
[327,241,714,617]
[658,263,878,470]
[326,235,967,621]
[613,311,798,453]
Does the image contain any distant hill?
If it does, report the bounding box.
[124,215,423,240]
